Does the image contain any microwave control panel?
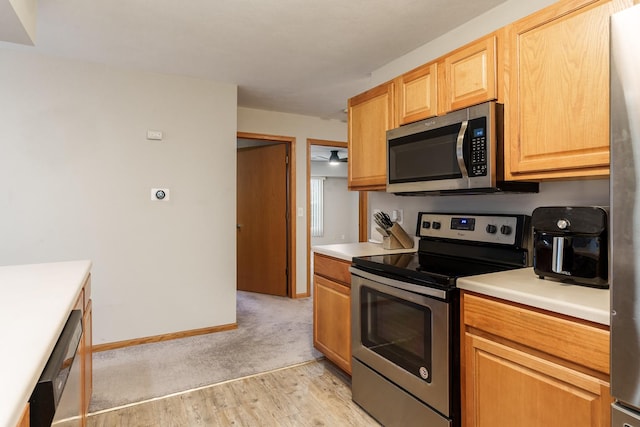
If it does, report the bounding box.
[418,212,520,246]
[468,117,488,177]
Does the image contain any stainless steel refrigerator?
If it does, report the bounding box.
[611,3,640,426]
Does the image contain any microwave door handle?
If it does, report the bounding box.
[456,120,469,178]
[552,236,566,274]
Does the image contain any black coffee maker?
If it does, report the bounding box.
[532,206,608,288]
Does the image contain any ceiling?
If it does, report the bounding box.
[2,0,508,121]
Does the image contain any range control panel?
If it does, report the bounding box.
[417,212,521,246]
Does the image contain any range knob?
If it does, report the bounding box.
[486,224,497,234]
[500,225,513,235]
[422,221,431,229]
[432,221,441,230]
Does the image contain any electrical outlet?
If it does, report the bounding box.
[147,130,163,140]
[392,209,404,224]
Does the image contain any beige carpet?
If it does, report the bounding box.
[89,291,322,412]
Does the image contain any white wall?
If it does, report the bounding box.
[310,162,358,245]
[0,49,238,344]
[237,108,347,295]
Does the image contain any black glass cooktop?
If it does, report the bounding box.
[352,251,519,289]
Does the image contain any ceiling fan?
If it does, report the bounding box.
[318,149,348,165]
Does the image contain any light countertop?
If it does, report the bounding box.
[0,260,92,427]
[312,241,417,262]
[457,267,610,325]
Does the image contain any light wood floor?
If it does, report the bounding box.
[88,359,380,426]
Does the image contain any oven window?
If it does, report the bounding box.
[388,123,462,183]
[360,287,432,382]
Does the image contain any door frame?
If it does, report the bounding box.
[238,132,296,298]
[306,138,368,296]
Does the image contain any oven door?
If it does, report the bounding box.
[351,268,452,417]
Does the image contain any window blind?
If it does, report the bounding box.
[310,177,324,237]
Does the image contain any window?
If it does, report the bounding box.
[310,177,324,237]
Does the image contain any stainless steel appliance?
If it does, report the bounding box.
[610,4,640,425]
[351,212,532,427]
[386,101,538,195]
[532,206,608,288]
[30,310,83,427]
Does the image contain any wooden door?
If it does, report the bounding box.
[237,144,288,296]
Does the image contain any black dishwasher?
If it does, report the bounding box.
[30,309,83,427]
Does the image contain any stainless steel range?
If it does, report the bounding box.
[350,212,532,427]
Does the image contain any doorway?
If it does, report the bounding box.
[237,132,296,297]
[306,139,364,294]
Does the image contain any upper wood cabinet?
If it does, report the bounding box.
[396,62,438,125]
[395,33,500,125]
[440,34,498,115]
[347,81,395,191]
[504,0,632,180]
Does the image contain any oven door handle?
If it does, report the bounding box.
[456,120,469,179]
[349,267,447,300]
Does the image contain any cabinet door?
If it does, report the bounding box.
[505,0,632,180]
[441,34,497,114]
[348,81,395,191]
[465,333,611,427]
[313,274,351,374]
[397,62,438,125]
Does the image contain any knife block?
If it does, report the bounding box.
[382,233,404,249]
[388,223,415,249]
[379,223,415,249]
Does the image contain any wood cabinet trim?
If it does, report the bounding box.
[16,403,29,427]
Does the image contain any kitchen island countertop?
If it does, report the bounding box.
[0,260,91,427]
[312,241,418,262]
[457,267,610,326]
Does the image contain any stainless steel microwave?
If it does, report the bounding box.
[386,101,538,195]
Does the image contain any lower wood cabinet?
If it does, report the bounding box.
[82,299,93,420]
[313,253,352,374]
[461,291,611,427]
[72,275,93,427]
[16,404,29,427]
